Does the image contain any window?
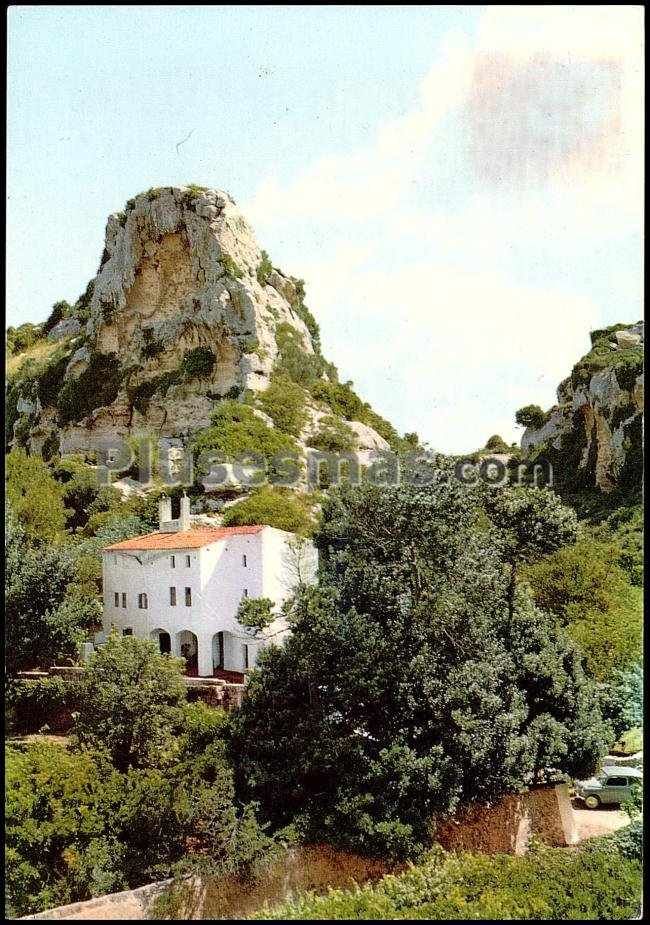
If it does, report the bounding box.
[605,777,628,787]
[170,555,176,568]
[121,593,127,608]
[114,592,119,607]
[122,628,133,636]
[242,554,247,567]
[185,555,191,568]
[185,587,192,606]
[170,587,177,606]
[138,593,148,609]
[243,644,249,670]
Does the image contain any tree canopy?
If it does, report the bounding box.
[5,448,68,540]
[5,507,83,674]
[522,536,642,679]
[231,480,608,858]
[6,637,276,917]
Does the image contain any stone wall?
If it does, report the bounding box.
[20,879,176,920]
[433,784,578,855]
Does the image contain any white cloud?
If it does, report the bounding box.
[244,6,642,452]
[299,255,596,452]
[245,34,473,226]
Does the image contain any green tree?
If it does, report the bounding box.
[42,300,71,335]
[5,448,68,540]
[522,537,642,679]
[483,486,578,624]
[515,404,547,429]
[231,481,607,858]
[5,507,81,674]
[6,321,43,355]
[307,415,356,453]
[74,635,187,772]
[237,597,275,634]
[192,400,301,482]
[5,742,110,916]
[484,434,511,453]
[222,486,316,535]
[51,455,104,531]
[6,712,275,917]
[598,664,643,738]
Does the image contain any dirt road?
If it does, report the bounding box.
[572,801,630,841]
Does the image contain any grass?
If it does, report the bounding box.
[6,339,70,378]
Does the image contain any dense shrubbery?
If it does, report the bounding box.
[307,415,356,453]
[6,321,43,355]
[597,503,643,586]
[57,352,122,424]
[599,664,643,739]
[257,373,308,437]
[275,323,326,386]
[256,837,642,920]
[6,676,83,734]
[192,400,301,482]
[182,346,215,379]
[309,378,365,420]
[569,327,643,391]
[522,535,643,679]
[6,449,68,539]
[5,638,277,918]
[221,487,316,536]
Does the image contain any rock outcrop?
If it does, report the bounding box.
[521,322,644,495]
[7,186,396,485]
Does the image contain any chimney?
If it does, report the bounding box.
[158,495,173,531]
[179,493,191,531]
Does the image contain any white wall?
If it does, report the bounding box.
[102,528,318,676]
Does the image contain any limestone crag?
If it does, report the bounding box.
[8,186,392,479]
[521,322,644,494]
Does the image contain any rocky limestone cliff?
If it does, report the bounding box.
[521,322,644,496]
[7,186,397,478]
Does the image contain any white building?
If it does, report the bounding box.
[101,496,317,677]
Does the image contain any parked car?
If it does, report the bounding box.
[575,766,643,809]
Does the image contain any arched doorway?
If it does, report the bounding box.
[150,628,171,655]
[176,630,199,676]
[212,631,225,673]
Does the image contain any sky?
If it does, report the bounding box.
[6,5,644,453]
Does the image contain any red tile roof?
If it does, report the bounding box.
[104,525,264,551]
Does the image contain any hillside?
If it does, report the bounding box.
[517,322,643,509]
[6,186,403,491]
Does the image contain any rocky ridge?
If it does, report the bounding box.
[520,322,644,496]
[7,186,397,487]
